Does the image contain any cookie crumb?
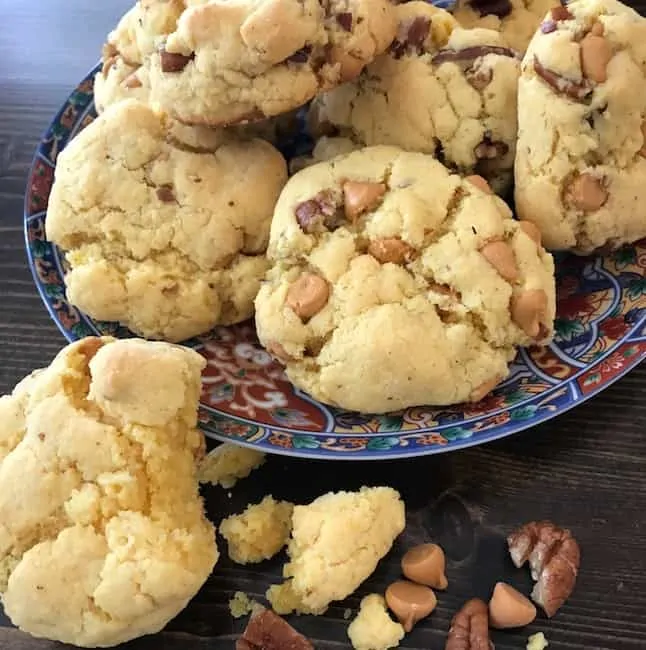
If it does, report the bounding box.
[347,594,404,650]
[229,591,255,619]
[344,608,353,620]
[198,443,265,489]
[221,496,293,564]
[527,632,549,650]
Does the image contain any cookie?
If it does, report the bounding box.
[94,55,150,114]
[514,0,646,253]
[47,100,288,342]
[0,337,217,647]
[452,0,557,53]
[255,146,556,413]
[267,486,405,615]
[147,0,397,126]
[197,442,265,488]
[104,0,186,66]
[309,2,521,194]
[347,594,405,650]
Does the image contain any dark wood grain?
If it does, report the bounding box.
[0,2,645,649]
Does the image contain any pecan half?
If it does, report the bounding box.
[508,521,580,617]
[533,57,592,102]
[445,598,491,650]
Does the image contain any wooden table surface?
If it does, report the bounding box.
[1,2,645,649]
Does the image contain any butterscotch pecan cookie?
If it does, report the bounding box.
[309,2,521,194]
[255,146,556,413]
[147,0,397,126]
[47,100,287,342]
[514,0,646,253]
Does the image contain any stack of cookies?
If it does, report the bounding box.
[47,0,646,414]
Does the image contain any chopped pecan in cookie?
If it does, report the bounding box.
[237,606,314,650]
[432,44,517,66]
[335,12,353,32]
[390,16,431,58]
[294,190,344,233]
[465,65,493,90]
[159,48,195,73]
[474,133,509,161]
[156,185,176,203]
[533,57,592,102]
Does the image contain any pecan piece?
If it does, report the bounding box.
[160,47,195,72]
[445,598,491,650]
[335,12,353,31]
[368,238,416,265]
[390,16,431,58]
[474,134,509,161]
[294,190,344,233]
[466,66,493,90]
[508,521,580,617]
[237,606,314,650]
[432,45,517,66]
[156,185,176,203]
[533,57,592,102]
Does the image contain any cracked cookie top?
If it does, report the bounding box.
[146,0,397,126]
[255,146,556,413]
[308,2,521,195]
[47,100,288,342]
[514,0,646,253]
[452,0,558,53]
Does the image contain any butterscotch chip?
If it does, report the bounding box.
[385,580,437,632]
[286,273,330,322]
[401,543,448,589]
[368,238,415,264]
[489,582,537,628]
[479,239,519,282]
[343,181,386,219]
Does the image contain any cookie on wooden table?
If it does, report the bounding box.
[255,146,556,413]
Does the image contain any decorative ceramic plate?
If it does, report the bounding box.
[24,65,646,459]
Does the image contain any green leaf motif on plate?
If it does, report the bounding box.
[583,372,601,386]
[627,278,646,301]
[292,435,320,450]
[442,427,473,441]
[366,436,399,451]
[554,318,585,342]
[31,240,48,257]
[376,415,404,432]
[612,246,637,269]
[510,405,539,421]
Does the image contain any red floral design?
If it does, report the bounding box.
[268,433,293,448]
[416,434,448,446]
[27,160,54,216]
[599,316,629,340]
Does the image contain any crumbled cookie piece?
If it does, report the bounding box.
[267,486,405,615]
[256,145,556,412]
[508,521,580,617]
[198,443,266,489]
[0,337,217,647]
[515,0,646,253]
[527,632,549,650]
[237,606,314,650]
[309,2,521,194]
[452,0,557,52]
[229,591,256,619]
[148,0,397,126]
[46,100,287,342]
[220,496,294,564]
[348,594,405,650]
